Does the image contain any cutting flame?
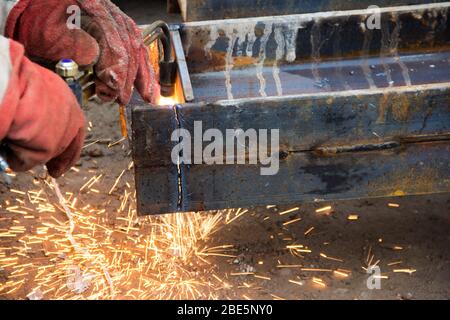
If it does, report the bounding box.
[158,95,177,106]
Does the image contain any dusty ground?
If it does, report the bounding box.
[1,95,448,301]
[212,195,450,300]
[0,0,449,300]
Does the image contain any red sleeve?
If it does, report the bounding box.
[0,37,85,172]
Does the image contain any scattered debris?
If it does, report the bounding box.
[388,203,400,208]
[333,270,349,278]
[288,279,304,286]
[393,269,417,275]
[312,277,326,288]
[387,261,403,266]
[315,206,332,214]
[279,207,300,216]
[304,226,315,236]
[283,218,302,226]
[320,253,344,263]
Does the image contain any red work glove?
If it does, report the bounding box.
[0,37,86,178]
[5,0,159,105]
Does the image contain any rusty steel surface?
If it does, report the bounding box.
[131,3,450,215]
[178,0,450,21]
[131,86,450,214]
[181,3,450,74]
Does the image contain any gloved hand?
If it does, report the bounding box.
[5,0,159,105]
[0,37,86,178]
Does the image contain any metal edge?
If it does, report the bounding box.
[170,26,195,102]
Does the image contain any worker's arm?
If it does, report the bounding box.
[0,35,85,178]
[2,0,159,105]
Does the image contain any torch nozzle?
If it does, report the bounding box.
[0,154,12,185]
[159,60,177,97]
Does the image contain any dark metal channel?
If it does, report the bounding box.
[179,0,450,21]
[131,3,450,215]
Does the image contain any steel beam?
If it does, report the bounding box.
[177,0,450,22]
[131,3,450,215]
